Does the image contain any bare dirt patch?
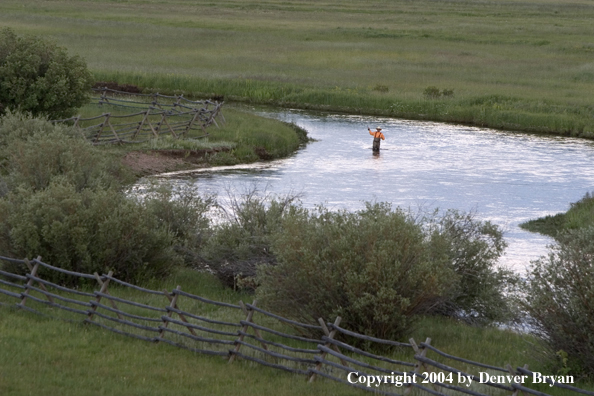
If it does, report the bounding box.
[121,148,230,176]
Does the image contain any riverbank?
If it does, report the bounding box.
[82,104,310,177]
[520,191,594,238]
[2,0,594,139]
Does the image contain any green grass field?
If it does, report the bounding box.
[1,0,594,137]
[2,268,592,396]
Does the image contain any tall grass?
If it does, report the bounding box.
[1,0,594,136]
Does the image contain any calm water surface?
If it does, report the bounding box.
[158,107,594,272]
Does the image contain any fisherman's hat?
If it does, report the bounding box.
[376,126,383,130]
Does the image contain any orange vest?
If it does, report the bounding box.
[369,129,385,140]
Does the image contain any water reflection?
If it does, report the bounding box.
[156,107,594,273]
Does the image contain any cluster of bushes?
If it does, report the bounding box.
[0,113,212,286]
[201,188,300,290]
[203,196,516,342]
[204,191,592,376]
[518,191,594,376]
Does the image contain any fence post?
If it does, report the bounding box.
[308,316,342,383]
[20,258,40,307]
[151,93,161,110]
[405,337,437,395]
[508,364,529,396]
[210,111,220,128]
[319,317,349,367]
[72,115,87,139]
[216,104,226,124]
[94,113,110,143]
[99,88,109,105]
[160,286,198,340]
[87,271,122,321]
[175,95,182,110]
[184,110,201,137]
[241,301,269,350]
[229,299,268,363]
[106,115,121,142]
[132,109,151,140]
[21,256,54,305]
[160,113,178,138]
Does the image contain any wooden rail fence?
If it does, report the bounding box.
[0,255,592,396]
[51,88,224,145]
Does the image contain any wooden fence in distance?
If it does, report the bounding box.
[0,255,592,396]
[51,88,224,145]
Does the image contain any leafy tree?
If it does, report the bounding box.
[0,28,92,118]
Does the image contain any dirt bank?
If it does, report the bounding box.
[121,148,230,177]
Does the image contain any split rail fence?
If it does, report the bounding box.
[51,88,224,145]
[0,255,592,396]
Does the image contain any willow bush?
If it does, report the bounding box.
[423,209,515,324]
[142,183,215,268]
[0,111,128,192]
[256,203,512,343]
[0,114,191,286]
[0,181,179,286]
[202,188,301,289]
[524,227,594,377]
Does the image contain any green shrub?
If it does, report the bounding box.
[142,183,215,267]
[0,28,93,118]
[256,203,511,343]
[0,114,177,286]
[0,112,128,192]
[424,209,515,324]
[257,203,454,342]
[373,84,389,93]
[422,87,455,99]
[524,227,594,377]
[441,88,454,98]
[202,188,300,290]
[0,181,179,286]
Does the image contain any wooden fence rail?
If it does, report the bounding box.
[51,89,224,145]
[0,255,592,396]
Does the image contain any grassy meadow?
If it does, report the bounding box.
[2,268,591,396]
[1,0,594,137]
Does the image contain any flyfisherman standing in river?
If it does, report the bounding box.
[368,126,385,152]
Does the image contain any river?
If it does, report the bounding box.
[157,106,594,273]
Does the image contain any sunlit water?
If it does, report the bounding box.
[155,107,594,273]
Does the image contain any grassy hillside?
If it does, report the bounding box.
[1,0,594,137]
